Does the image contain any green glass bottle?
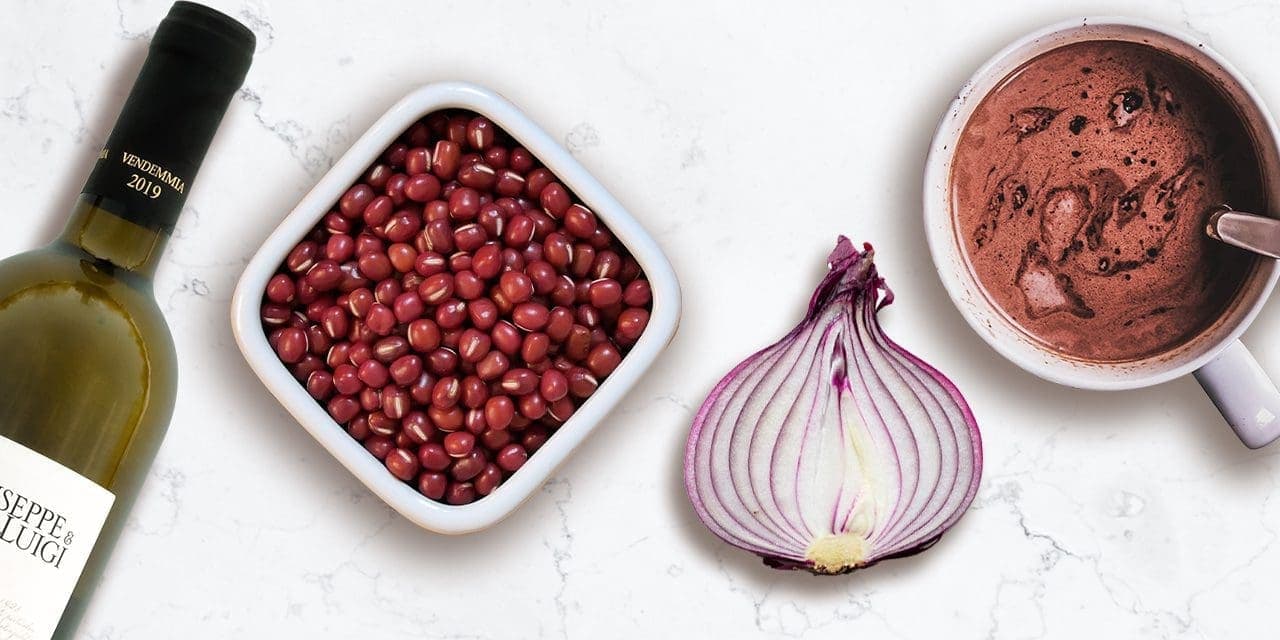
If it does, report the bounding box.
[0,4,252,638]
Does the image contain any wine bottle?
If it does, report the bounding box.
[0,4,253,638]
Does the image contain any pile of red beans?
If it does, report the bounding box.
[261,111,652,505]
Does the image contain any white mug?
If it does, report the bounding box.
[923,17,1280,448]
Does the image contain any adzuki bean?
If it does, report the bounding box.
[262,110,652,504]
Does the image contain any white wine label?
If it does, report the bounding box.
[0,435,114,640]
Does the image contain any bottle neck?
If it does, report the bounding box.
[57,3,254,284]
[76,3,254,246]
[59,195,169,280]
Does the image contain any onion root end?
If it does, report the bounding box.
[804,533,869,575]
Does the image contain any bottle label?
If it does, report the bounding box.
[0,436,114,640]
[82,147,192,234]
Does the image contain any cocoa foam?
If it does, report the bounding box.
[951,40,1264,362]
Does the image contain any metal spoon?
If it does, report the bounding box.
[1207,205,1280,259]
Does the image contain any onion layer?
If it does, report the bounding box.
[684,238,982,574]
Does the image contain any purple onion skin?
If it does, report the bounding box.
[684,237,983,575]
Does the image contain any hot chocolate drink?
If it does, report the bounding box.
[951,40,1265,362]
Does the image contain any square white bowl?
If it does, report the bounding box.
[230,82,681,534]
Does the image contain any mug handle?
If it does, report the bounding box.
[1193,340,1280,449]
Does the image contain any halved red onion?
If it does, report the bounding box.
[684,237,982,574]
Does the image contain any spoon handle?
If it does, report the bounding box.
[1207,207,1280,259]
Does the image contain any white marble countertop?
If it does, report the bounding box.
[4,0,1280,638]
